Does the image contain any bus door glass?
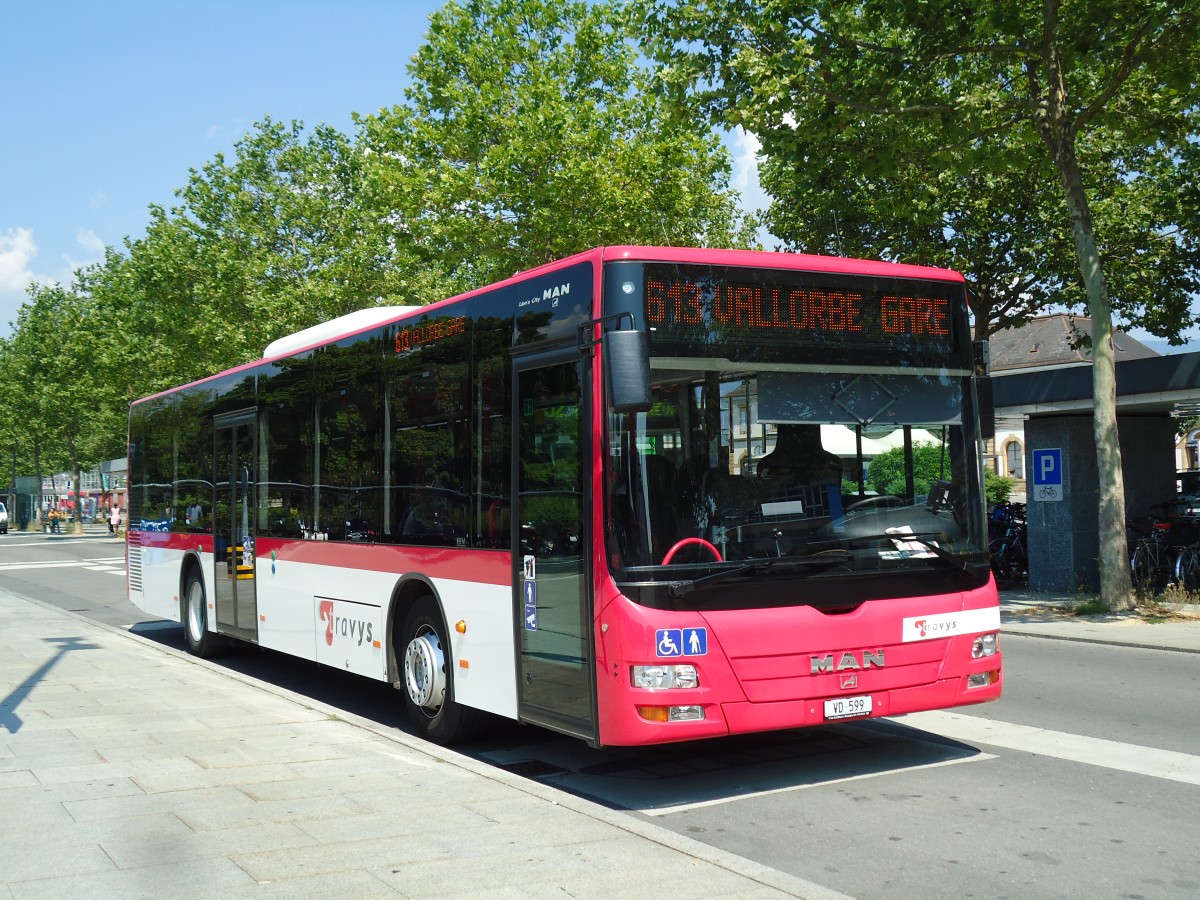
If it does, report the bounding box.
[214,411,258,642]
[513,354,596,740]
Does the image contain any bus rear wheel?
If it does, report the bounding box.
[400,596,484,744]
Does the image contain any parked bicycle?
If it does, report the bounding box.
[1127,502,1200,594]
[1175,541,1200,592]
[988,502,1027,586]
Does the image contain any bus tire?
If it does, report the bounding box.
[183,569,222,658]
[400,596,484,744]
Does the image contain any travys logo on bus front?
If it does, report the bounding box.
[902,608,1001,642]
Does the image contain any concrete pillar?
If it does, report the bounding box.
[1024,413,1176,592]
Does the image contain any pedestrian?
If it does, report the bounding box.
[109,505,121,536]
[49,508,60,534]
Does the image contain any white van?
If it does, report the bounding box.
[0,501,8,534]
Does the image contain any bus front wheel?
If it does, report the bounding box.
[183,569,222,658]
[400,596,484,744]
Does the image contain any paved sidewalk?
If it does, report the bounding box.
[0,588,845,900]
[1000,588,1200,653]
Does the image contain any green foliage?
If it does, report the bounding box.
[640,0,1200,341]
[109,118,392,384]
[840,479,864,497]
[984,470,1014,506]
[1071,597,1111,616]
[356,0,757,303]
[866,442,950,498]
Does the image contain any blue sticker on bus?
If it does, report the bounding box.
[656,627,707,657]
[684,627,708,656]
[523,580,537,631]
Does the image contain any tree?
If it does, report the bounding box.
[356,0,757,304]
[753,103,1080,340]
[0,338,30,523]
[643,1,1200,609]
[106,118,392,386]
[7,282,125,532]
[866,442,949,498]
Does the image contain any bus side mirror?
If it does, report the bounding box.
[603,328,652,413]
[977,376,995,441]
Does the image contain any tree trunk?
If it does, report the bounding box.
[32,437,44,532]
[1054,140,1134,609]
[72,456,84,537]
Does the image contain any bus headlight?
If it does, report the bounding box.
[631,664,699,690]
[972,633,999,658]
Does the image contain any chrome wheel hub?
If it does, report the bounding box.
[404,627,446,711]
[186,580,204,641]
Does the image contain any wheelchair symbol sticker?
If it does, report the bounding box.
[656,627,707,657]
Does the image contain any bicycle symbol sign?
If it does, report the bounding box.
[1031,448,1063,503]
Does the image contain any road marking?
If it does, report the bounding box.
[0,560,94,570]
[0,559,125,572]
[640,753,997,816]
[0,537,124,548]
[902,710,1200,786]
[644,710,1200,816]
[84,565,126,575]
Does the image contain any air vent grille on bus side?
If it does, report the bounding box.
[126,533,143,593]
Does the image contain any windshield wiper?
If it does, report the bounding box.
[839,530,976,574]
[666,551,853,599]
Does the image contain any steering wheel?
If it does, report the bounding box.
[661,537,724,565]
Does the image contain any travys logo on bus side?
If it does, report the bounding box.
[318,599,374,647]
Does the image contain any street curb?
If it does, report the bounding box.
[1000,623,1200,654]
[8,588,851,900]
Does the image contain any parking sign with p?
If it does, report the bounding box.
[1031,448,1063,502]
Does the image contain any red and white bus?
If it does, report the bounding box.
[127,246,1001,747]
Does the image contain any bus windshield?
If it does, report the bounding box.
[604,366,990,609]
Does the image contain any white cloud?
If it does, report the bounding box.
[66,228,106,268]
[0,228,109,335]
[0,227,38,292]
[729,126,762,194]
[724,127,779,248]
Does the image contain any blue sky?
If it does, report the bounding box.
[0,1,768,341]
[0,1,441,335]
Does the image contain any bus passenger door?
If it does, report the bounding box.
[214,411,258,643]
[513,354,596,743]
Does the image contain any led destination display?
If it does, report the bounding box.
[641,264,963,363]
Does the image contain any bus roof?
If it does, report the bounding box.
[131,246,966,406]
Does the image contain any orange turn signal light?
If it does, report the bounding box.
[636,706,669,722]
